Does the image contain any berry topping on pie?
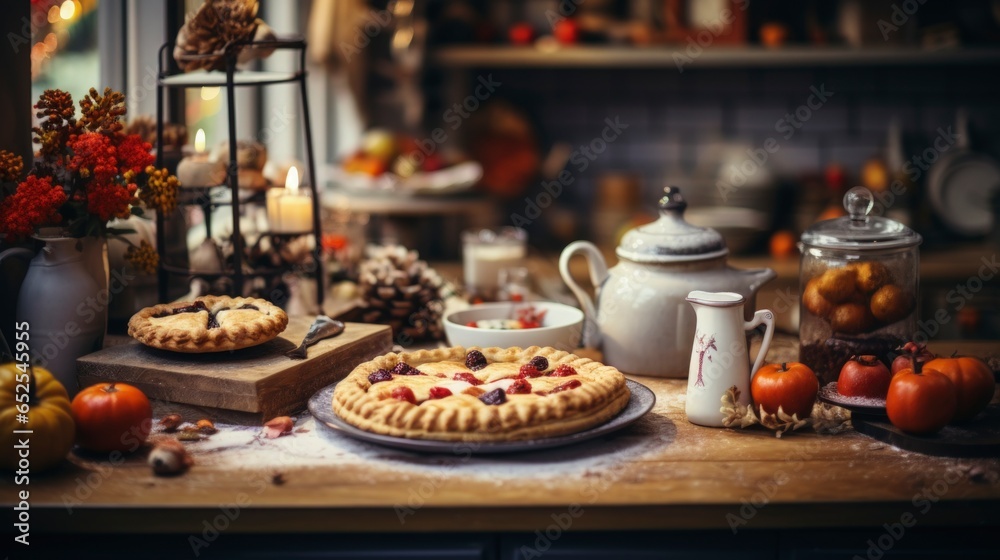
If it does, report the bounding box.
[368,369,393,385]
[518,364,543,378]
[550,364,578,377]
[428,387,453,399]
[391,362,422,376]
[465,349,488,371]
[391,386,417,404]
[549,379,582,394]
[528,356,549,371]
[479,388,507,405]
[453,372,482,386]
[506,378,532,395]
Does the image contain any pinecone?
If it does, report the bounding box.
[126,116,188,152]
[358,246,445,341]
[173,0,266,72]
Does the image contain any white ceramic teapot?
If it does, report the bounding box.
[559,186,776,377]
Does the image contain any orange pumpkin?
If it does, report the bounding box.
[925,356,995,422]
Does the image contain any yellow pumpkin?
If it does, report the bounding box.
[0,362,76,471]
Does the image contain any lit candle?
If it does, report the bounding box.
[266,166,313,233]
[462,228,527,294]
[176,128,225,188]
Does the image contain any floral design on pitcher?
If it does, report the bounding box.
[694,333,717,387]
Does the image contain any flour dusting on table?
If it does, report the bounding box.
[172,412,672,481]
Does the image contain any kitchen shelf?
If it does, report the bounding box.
[324,189,497,217]
[159,69,300,88]
[433,45,1000,68]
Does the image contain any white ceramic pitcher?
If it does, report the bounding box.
[684,290,775,427]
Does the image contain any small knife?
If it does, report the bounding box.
[286,316,345,360]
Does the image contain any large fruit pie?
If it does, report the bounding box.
[332,347,630,441]
[128,296,288,352]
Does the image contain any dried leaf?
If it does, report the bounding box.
[720,385,851,438]
[177,428,206,442]
[810,402,852,435]
[196,419,218,434]
[159,413,183,433]
[263,416,294,439]
[720,386,760,429]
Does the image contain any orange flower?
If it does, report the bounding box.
[68,133,118,182]
[116,134,154,175]
[0,176,67,239]
[86,180,135,222]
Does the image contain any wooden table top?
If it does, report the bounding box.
[12,337,1000,534]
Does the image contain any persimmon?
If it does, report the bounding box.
[925,355,995,422]
[71,382,152,453]
[751,362,819,419]
[885,362,956,434]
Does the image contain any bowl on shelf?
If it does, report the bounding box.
[444,301,584,351]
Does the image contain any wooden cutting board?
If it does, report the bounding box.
[76,318,392,421]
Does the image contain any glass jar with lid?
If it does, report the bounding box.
[799,186,922,384]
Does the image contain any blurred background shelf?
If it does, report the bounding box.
[433,46,1000,68]
[158,70,300,88]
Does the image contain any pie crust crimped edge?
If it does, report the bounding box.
[127,295,289,353]
[332,346,631,442]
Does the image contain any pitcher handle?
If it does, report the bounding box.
[0,248,34,268]
[558,241,608,348]
[745,309,775,379]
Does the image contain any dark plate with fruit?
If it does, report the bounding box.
[852,404,1000,458]
[818,382,888,420]
[308,379,655,454]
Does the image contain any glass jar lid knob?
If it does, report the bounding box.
[845,186,874,224]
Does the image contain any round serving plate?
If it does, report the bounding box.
[308,378,655,454]
[818,382,888,420]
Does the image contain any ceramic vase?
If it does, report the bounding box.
[0,236,108,396]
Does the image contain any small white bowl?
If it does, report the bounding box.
[444,301,584,351]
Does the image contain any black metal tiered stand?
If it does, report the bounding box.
[154,38,323,307]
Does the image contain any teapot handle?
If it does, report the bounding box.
[558,241,608,348]
[745,309,775,380]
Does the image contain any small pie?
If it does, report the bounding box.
[128,296,288,353]
[332,346,630,442]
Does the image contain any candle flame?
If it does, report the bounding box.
[285,166,299,194]
[60,0,75,20]
[195,129,206,153]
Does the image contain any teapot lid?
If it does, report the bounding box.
[616,186,728,263]
[801,186,922,250]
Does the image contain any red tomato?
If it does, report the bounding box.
[71,383,152,453]
[925,356,995,422]
[508,22,535,45]
[837,355,892,398]
[885,363,957,434]
[751,362,819,419]
[553,18,579,44]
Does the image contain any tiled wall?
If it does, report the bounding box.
[473,64,1000,233]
